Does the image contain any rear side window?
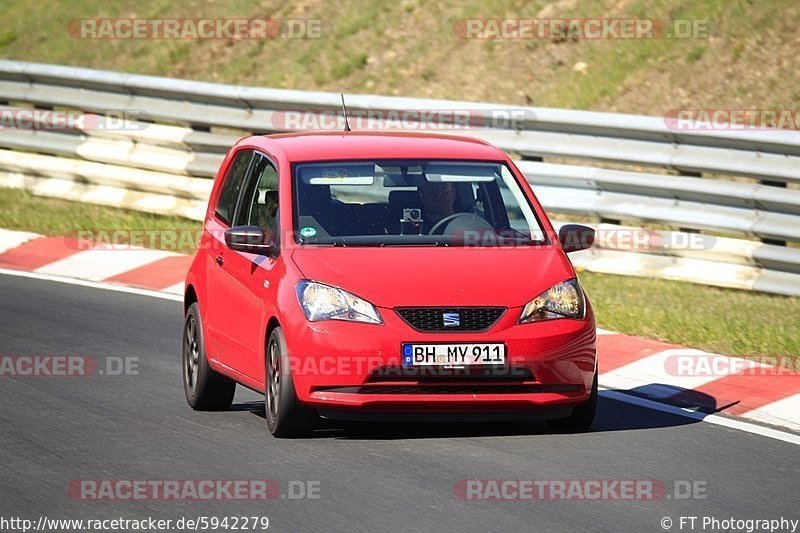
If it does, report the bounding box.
[215,149,253,224]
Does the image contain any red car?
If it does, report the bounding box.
[182,131,596,437]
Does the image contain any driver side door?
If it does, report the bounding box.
[215,153,281,382]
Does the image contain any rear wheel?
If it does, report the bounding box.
[547,369,598,431]
[182,302,236,410]
[265,327,318,438]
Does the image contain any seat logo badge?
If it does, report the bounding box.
[443,312,460,327]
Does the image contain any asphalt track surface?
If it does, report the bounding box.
[0,272,798,532]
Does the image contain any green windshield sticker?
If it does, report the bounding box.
[300,226,318,238]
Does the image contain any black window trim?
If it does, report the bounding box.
[232,150,282,257]
[214,148,255,227]
[234,151,280,225]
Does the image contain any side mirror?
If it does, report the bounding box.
[224,226,275,255]
[558,224,594,253]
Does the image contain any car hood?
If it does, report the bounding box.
[290,246,575,308]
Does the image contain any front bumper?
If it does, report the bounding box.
[282,304,596,413]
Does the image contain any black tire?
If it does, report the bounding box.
[547,369,598,432]
[182,302,236,410]
[265,327,318,438]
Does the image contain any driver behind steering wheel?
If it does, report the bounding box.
[420,180,457,233]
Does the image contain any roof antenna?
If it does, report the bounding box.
[340,94,352,132]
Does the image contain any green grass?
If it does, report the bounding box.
[580,271,800,359]
[0,0,797,115]
[0,188,201,254]
[1,187,797,359]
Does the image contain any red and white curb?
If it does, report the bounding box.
[0,229,189,295]
[595,331,800,433]
[1,228,798,437]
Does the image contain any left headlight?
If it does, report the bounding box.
[296,280,383,324]
[518,279,585,323]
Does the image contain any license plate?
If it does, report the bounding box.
[402,343,506,367]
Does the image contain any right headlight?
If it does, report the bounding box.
[296,280,383,325]
[518,279,585,323]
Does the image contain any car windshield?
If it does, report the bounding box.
[293,160,546,246]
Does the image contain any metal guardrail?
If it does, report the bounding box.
[0,60,798,296]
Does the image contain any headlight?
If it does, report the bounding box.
[296,280,383,324]
[518,279,585,323]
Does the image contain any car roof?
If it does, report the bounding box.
[249,131,508,162]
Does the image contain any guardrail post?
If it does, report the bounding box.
[761,236,787,246]
[759,178,787,246]
[760,179,787,188]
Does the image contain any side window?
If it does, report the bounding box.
[236,154,280,244]
[214,149,253,224]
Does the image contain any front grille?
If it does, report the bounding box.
[395,307,505,332]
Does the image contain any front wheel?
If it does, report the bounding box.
[182,302,236,410]
[547,369,598,431]
[265,327,318,438]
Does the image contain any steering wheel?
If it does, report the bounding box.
[428,212,475,235]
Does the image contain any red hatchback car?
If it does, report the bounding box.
[182,131,597,437]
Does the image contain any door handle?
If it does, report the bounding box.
[215,255,224,267]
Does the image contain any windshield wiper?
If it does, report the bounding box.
[321,236,452,247]
[377,240,450,247]
[501,227,535,243]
